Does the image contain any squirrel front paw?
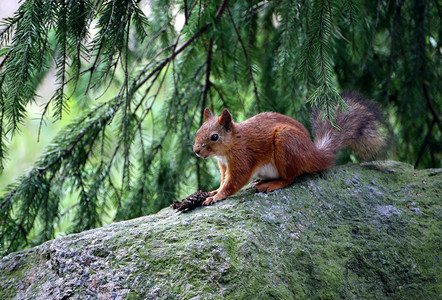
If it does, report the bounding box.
[208,189,218,196]
[203,196,218,205]
[203,192,227,205]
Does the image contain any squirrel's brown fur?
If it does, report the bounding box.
[194,92,386,205]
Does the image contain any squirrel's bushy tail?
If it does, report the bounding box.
[311,92,387,162]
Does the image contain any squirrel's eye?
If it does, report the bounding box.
[210,133,219,141]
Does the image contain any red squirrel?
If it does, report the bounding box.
[193,92,386,205]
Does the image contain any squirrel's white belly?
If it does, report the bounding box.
[215,155,227,166]
[254,163,280,180]
[216,155,280,180]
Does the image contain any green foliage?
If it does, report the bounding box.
[0,0,440,255]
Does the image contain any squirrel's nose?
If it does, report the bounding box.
[193,145,200,155]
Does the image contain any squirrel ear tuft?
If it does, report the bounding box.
[204,108,213,121]
[218,109,232,130]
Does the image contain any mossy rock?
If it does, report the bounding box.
[1,161,440,299]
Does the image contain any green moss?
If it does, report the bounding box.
[0,162,440,299]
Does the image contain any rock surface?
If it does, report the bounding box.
[1,161,440,299]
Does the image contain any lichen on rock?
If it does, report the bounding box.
[1,161,440,299]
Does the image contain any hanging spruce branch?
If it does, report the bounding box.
[297,0,346,125]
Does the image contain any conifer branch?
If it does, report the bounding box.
[227,6,261,110]
[132,0,229,93]
[196,38,214,189]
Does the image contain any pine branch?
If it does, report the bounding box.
[227,6,261,110]
[0,96,121,253]
[132,0,229,92]
[196,38,213,189]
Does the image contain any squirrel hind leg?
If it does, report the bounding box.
[274,126,333,176]
[254,127,315,193]
[255,178,294,193]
